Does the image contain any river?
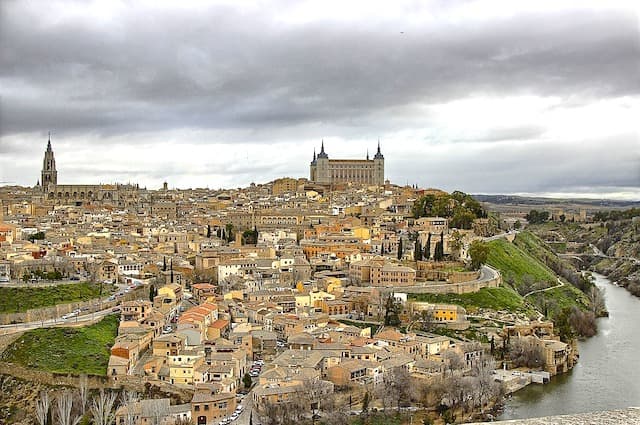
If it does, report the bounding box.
[499,273,640,419]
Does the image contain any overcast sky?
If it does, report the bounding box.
[1,0,639,199]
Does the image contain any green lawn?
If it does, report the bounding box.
[486,237,558,292]
[409,286,530,314]
[0,315,118,376]
[527,284,590,318]
[0,282,106,313]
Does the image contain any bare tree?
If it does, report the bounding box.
[257,393,306,425]
[421,308,438,332]
[35,391,50,425]
[54,391,81,425]
[90,389,117,425]
[471,354,500,414]
[120,390,139,425]
[509,337,545,369]
[142,399,169,425]
[443,349,466,376]
[299,378,333,418]
[588,286,606,316]
[78,375,89,416]
[320,392,351,425]
[440,375,466,423]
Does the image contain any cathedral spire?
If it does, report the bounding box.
[41,133,57,191]
[374,139,384,159]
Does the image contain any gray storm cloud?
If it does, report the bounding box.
[0,1,638,198]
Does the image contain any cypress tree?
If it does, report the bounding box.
[415,238,422,261]
[397,238,403,260]
[425,233,431,260]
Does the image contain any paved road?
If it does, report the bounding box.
[0,304,118,335]
[233,391,254,425]
[483,230,519,242]
[523,277,564,298]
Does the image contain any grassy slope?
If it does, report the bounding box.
[0,315,118,376]
[0,282,105,313]
[528,284,590,314]
[409,286,530,314]
[486,237,558,292]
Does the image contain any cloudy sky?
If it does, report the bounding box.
[1,0,639,199]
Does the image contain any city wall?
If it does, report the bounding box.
[381,266,502,295]
[0,286,146,325]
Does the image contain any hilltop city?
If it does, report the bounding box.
[0,138,630,425]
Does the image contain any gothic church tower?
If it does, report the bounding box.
[41,134,57,191]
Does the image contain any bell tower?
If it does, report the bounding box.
[41,133,57,191]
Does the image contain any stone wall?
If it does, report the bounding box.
[0,362,193,402]
[0,286,147,325]
[383,266,502,295]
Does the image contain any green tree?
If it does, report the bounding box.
[243,372,253,389]
[450,208,475,230]
[425,233,431,260]
[513,220,521,230]
[384,294,401,326]
[206,225,211,238]
[225,224,235,243]
[449,230,463,260]
[362,391,370,413]
[433,241,443,261]
[414,239,423,261]
[27,232,45,242]
[242,226,259,245]
[468,240,489,270]
[525,209,550,224]
[397,238,403,260]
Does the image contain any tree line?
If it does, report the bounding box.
[412,191,487,230]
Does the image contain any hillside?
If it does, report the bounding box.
[0,315,118,376]
[0,282,106,313]
[485,231,593,320]
[529,219,640,297]
[486,237,558,294]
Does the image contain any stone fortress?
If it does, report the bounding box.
[309,141,385,186]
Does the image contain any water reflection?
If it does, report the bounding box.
[499,273,640,419]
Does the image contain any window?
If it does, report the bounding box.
[204,404,210,411]
[195,405,200,412]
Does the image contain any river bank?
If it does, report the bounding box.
[498,273,640,420]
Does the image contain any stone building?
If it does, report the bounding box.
[309,141,385,186]
[37,137,140,207]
